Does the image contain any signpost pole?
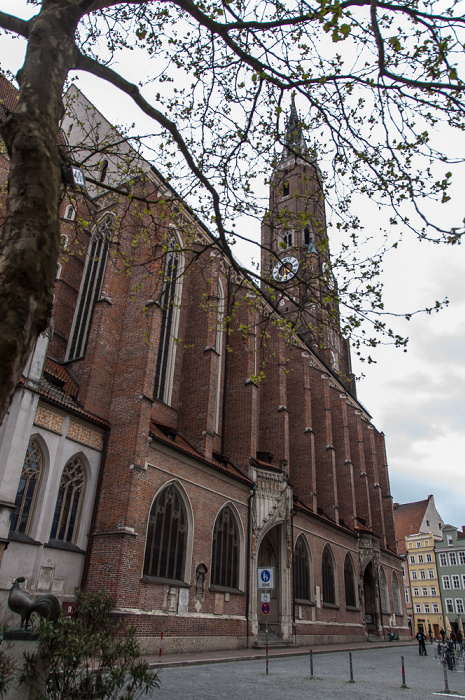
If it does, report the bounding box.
[266,617,269,675]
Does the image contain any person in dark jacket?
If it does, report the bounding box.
[416,630,427,655]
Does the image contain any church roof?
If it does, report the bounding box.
[149,423,253,486]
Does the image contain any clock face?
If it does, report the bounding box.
[272,256,299,283]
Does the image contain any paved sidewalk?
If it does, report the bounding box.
[144,639,416,669]
[144,643,465,699]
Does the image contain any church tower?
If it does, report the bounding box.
[261,99,355,394]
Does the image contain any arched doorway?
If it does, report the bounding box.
[257,526,280,632]
[363,561,378,634]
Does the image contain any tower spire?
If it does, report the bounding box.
[282,94,308,158]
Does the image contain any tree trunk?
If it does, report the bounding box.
[0,2,79,425]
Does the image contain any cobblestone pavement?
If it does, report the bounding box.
[150,645,465,699]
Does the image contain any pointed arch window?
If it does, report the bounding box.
[154,240,183,405]
[392,572,402,615]
[211,506,240,590]
[144,484,187,582]
[50,457,85,543]
[344,554,357,608]
[322,545,336,605]
[10,439,43,535]
[378,567,389,613]
[294,535,312,602]
[66,216,112,361]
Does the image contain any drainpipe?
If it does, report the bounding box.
[220,266,232,457]
[80,428,110,589]
[246,483,258,648]
[291,507,296,643]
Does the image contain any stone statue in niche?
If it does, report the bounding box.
[195,563,207,600]
[8,577,60,630]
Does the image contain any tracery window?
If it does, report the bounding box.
[321,545,336,605]
[211,506,240,589]
[344,554,357,608]
[10,439,43,535]
[154,241,182,405]
[50,457,85,543]
[392,573,402,614]
[294,535,311,602]
[144,484,187,581]
[67,216,112,360]
[378,567,389,613]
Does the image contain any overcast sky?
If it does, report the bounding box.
[1,0,464,530]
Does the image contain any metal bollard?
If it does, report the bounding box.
[443,659,450,694]
[401,655,407,688]
[309,649,314,679]
[349,652,354,682]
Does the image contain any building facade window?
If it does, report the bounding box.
[462,574,465,589]
[445,599,454,613]
[153,241,183,405]
[67,216,112,361]
[10,439,43,535]
[413,587,419,597]
[442,576,451,589]
[344,554,357,608]
[449,552,457,566]
[415,604,421,613]
[430,586,437,596]
[294,535,312,602]
[428,569,434,579]
[420,570,426,579]
[456,599,464,614]
[459,551,465,565]
[439,553,447,567]
[321,546,336,605]
[452,575,461,589]
[409,555,415,564]
[143,484,187,582]
[421,587,428,596]
[418,554,424,563]
[50,456,85,543]
[405,588,410,603]
[426,553,432,562]
[211,506,240,590]
[433,603,439,613]
[447,535,453,546]
[424,603,430,613]
[411,570,418,580]
[416,541,421,548]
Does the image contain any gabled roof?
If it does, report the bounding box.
[394,498,430,554]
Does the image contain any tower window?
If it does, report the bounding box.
[279,231,293,249]
[304,228,310,246]
[282,181,290,197]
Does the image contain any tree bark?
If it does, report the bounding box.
[0,3,79,425]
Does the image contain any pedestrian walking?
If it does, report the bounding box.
[428,626,433,644]
[416,630,427,656]
[440,628,446,643]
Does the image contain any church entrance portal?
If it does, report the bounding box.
[257,527,280,632]
[363,561,378,634]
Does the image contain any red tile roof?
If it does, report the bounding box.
[0,73,18,121]
[394,498,429,554]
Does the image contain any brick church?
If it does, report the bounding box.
[0,76,407,651]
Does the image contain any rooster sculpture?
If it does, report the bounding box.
[8,577,61,629]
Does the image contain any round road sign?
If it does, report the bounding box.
[261,602,271,615]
